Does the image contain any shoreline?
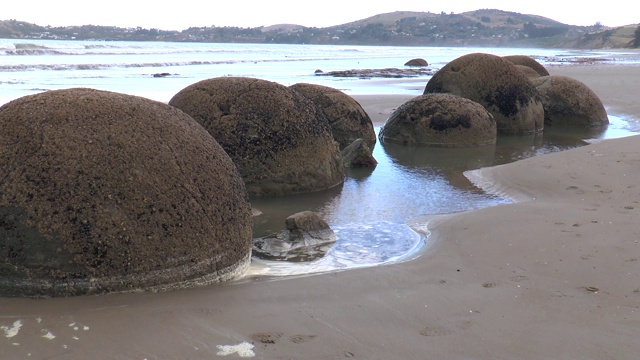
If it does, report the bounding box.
[2,62,640,359]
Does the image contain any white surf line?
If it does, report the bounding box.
[216,341,255,357]
[1,320,23,338]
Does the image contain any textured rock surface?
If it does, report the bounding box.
[514,64,544,79]
[253,211,336,261]
[169,77,345,197]
[290,83,376,150]
[424,53,544,135]
[379,94,497,147]
[315,68,434,78]
[0,88,252,297]
[341,139,378,168]
[531,75,609,127]
[502,55,550,77]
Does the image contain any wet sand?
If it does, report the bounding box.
[2,63,640,359]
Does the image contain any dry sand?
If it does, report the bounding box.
[2,63,640,359]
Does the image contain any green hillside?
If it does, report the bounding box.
[1,9,638,48]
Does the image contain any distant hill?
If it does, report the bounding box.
[1,9,638,48]
[260,24,305,33]
[334,11,440,28]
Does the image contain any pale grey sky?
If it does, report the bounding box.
[3,1,636,30]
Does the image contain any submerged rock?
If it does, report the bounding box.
[0,88,252,297]
[316,67,434,78]
[253,211,337,261]
[341,138,378,167]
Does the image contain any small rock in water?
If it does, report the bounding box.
[404,58,428,67]
[253,211,337,261]
[341,138,377,168]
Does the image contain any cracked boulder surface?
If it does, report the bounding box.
[424,53,544,135]
[0,88,252,297]
[169,77,345,197]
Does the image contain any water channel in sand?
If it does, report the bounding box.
[247,116,636,277]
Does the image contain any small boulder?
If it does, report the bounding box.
[379,93,497,147]
[253,211,337,261]
[424,53,544,135]
[285,211,333,238]
[405,58,428,67]
[341,138,378,168]
[531,75,609,127]
[290,83,376,150]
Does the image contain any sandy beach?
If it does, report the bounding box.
[2,63,640,359]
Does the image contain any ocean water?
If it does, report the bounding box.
[1,39,638,276]
[3,39,638,105]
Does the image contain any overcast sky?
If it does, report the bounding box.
[3,1,636,30]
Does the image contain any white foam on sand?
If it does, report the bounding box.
[216,341,255,357]
[1,320,23,338]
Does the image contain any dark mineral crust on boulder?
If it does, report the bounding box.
[169,77,345,197]
[0,88,253,297]
[424,53,544,135]
[380,93,497,147]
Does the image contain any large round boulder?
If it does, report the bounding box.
[290,83,376,150]
[169,77,345,197]
[0,88,252,298]
[502,55,550,77]
[424,53,544,135]
[379,93,497,147]
[531,75,609,127]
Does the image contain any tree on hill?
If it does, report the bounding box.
[634,25,640,47]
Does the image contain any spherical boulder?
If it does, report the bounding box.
[169,77,345,197]
[290,83,376,150]
[379,93,497,147]
[424,53,544,135]
[502,55,550,77]
[531,75,609,127]
[405,58,428,67]
[0,88,252,298]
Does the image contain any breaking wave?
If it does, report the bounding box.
[0,58,335,72]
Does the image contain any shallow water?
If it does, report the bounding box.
[249,116,636,276]
[3,39,640,105]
